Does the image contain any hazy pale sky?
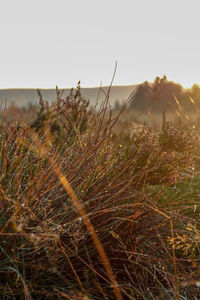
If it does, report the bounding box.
[0,0,200,88]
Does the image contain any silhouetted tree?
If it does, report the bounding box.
[129,75,196,114]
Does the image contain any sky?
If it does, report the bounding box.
[0,0,200,88]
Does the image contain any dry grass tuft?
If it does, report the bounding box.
[0,84,199,299]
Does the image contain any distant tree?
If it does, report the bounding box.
[189,84,200,101]
[114,99,120,110]
[129,75,191,114]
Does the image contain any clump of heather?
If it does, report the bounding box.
[0,86,199,299]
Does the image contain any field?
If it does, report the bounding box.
[1,84,200,299]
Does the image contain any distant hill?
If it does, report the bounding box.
[0,85,138,108]
[3,78,200,119]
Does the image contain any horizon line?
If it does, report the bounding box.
[0,83,138,90]
[0,79,198,90]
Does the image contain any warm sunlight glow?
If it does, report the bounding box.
[0,0,199,88]
[2,2,200,298]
